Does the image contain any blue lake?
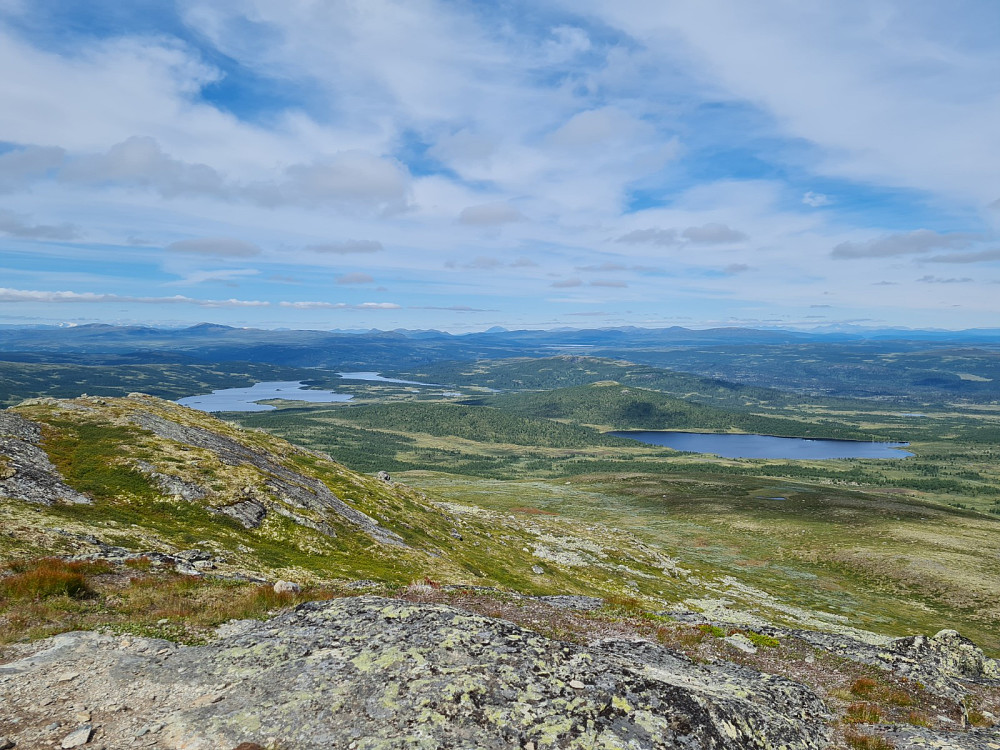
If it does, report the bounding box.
[607,431,913,459]
[177,381,352,412]
[337,371,439,386]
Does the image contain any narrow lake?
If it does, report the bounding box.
[337,371,439,386]
[177,381,352,412]
[607,431,913,459]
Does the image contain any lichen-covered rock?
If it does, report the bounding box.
[0,413,90,506]
[133,459,208,501]
[273,580,300,594]
[0,596,831,750]
[129,410,404,547]
[214,498,268,528]
[890,629,1000,682]
[764,625,1000,702]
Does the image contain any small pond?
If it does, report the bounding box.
[607,431,912,459]
[177,381,352,412]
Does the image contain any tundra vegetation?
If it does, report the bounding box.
[1,346,999,747]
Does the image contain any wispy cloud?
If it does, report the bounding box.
[831,230,977,259]
[926,247,1000,264]
[0,287,268,307]
[458,202,524,226]
[336,272,375,285]
[802,191,832,207]
[0,209,78,240]
[307,240,384,254]
[166,237,262,257]
[278,301,400,310]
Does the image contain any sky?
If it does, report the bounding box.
[1,0,999,332]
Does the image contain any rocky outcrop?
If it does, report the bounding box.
[763,625,1000,703]
[0,412,90,506]
[128,410,405,547]
[132,459,208,501]
[0,596,831,750]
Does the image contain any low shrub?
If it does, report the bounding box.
[0,558,93,601]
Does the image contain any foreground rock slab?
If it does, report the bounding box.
[0,595,830,749]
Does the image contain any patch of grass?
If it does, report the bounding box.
[0,556,344,645]
[744,630,780,648]
[41,420,159,501]
[968,709,994,728]
[699,624,727,638]
[848,676,915,707]
[0,558,98,600]
[124,556,154,571]
[843,730,893,750]
[905,711,931,728]
[844,702,883,725]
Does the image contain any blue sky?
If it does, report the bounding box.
[1,0,999,331]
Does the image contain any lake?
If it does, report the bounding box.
[607,431,913,459]
[177,381,352,412]
[337,371,440,386]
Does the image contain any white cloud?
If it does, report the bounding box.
[590,280,627,288]
[0,287,269,306]
[60,136,225,198]
[0,145,65,192]
[0,209,78,240]
[458,202,524,226]
[917,275,974,284]
[278,301,400,309]
[336,273,375,285]
[551,278,583,287]
[166,269,261,286]
[166,237,263,257]
[306,240,384,254]
[571,2,1000,204]
[616,228,678,246]
[926,247,1000,263]
[681,223,748,244]
[802,191,832,207]
[831,229,976,259]
[277,151,411,213]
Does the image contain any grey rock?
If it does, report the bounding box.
[60,725,92,748]
[175,549,212,563]
[0,596,832,750]
[273,580,301,595]
[763,625,1000,702]
[132,460,208,501]
[129,411,404,547]
[0,412,41,443]
[0,736,13,749]
[0,411,91,506]
[874,723,1000,750]
[536,595,605,611]
[375,470,392,483]
[213,498,267,529]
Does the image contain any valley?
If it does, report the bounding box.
[1,325,999,748]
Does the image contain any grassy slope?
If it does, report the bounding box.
[1,396,695,611]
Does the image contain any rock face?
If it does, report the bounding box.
[129,410,405,547]
[0,596,831,750]
[769,625,1000,702]
[0,412,90,505]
